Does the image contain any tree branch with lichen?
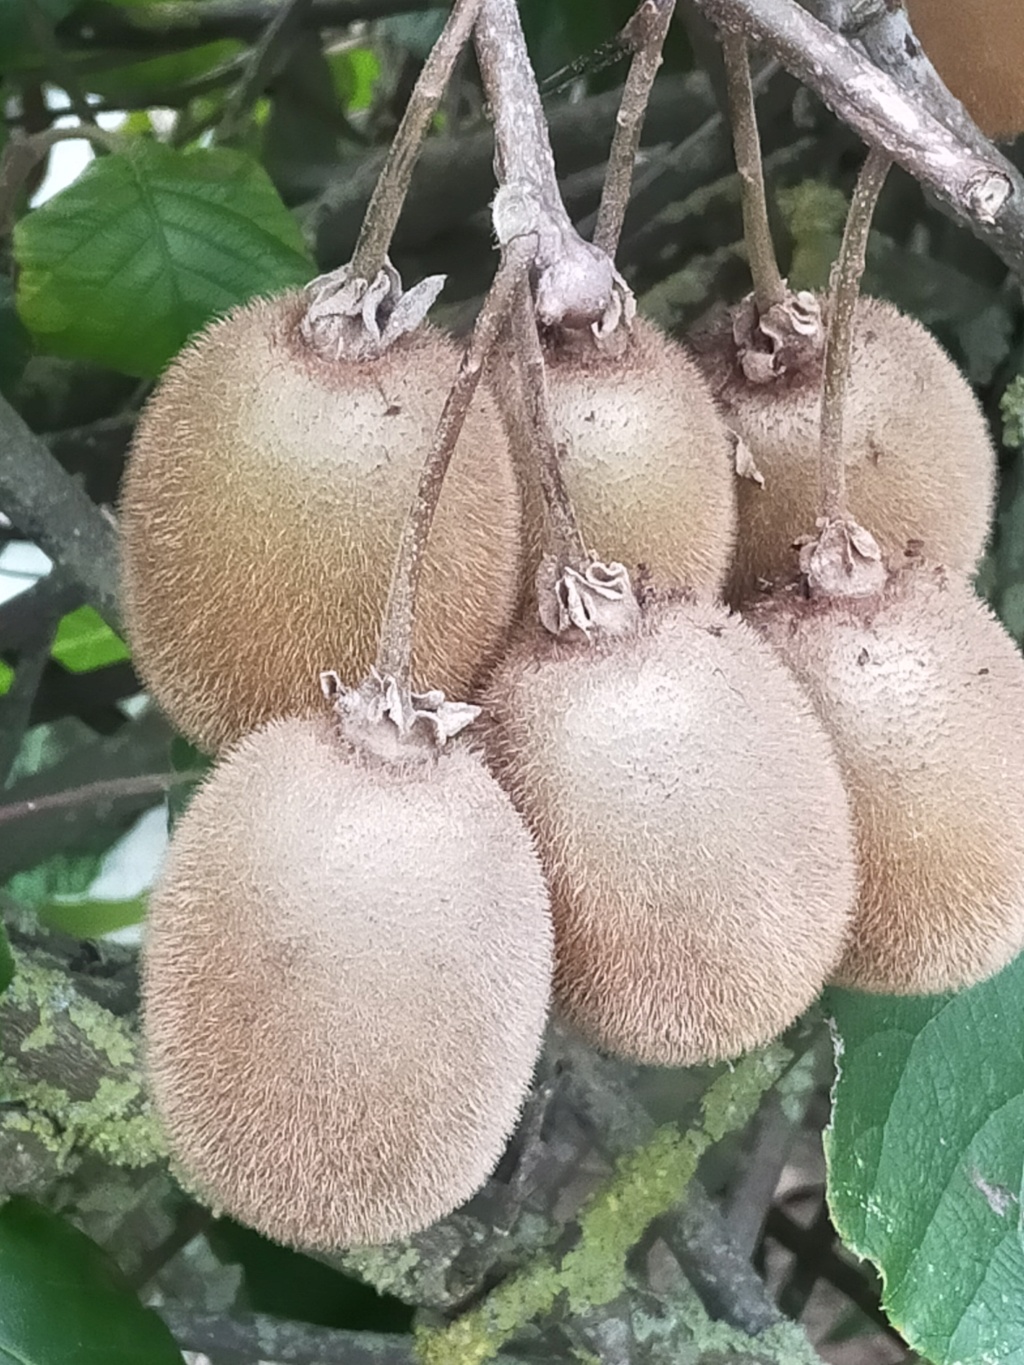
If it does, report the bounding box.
[415,1043,792,1365]
[0,392,122,632]
[0,949,165,1199]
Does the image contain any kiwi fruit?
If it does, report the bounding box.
[494,316,736,599]
[120,291,522,754]
[907,0,1024,140]
[692,296,995,603]
[753,566,1024,995]
[143,714,552,1249]
[484,598,856,1066]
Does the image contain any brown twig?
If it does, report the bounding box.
[0,771,202,829]
[509,282,588,567]
[474,0,623,333]
[215,0,314,143]
[0,125,120,237]
[720,30,786,313]
[592,0,677,260]
[374,237,532,692]
[689,0,1022,277]
[819,146,890,522]
[0,393,122,632]
[349,0,483,282]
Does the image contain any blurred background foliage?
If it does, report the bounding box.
[2,0,1023,1361]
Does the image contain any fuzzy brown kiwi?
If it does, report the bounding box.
[483,597,856,1066]
[494,317,736,599]
[120,291,521,754]
[752,566,1024,995]
[907,0,1024,140]
[143,714,552,1250]
[692,296,995,603]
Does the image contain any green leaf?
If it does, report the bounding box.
[0,921,13,995]
[0,658,12,698]
[82,40,243,103]
[826,954,1024,1364]
[14,141,313,377]
[51,605,130,673]
[331,45,380,111]
[0,1198,184,1364]
[37,894,146,938]
[6,851,104,908]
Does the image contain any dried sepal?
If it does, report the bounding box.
[536,557,641,640]
[300,264,446,362]
[322,669,480,755]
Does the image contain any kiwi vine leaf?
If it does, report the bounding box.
[13,141,313,377]
[0,1198,184,1364]
[826,959,1024,1364]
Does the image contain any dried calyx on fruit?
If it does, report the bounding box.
[691,36,994,606]
[120,267,521,755]
[906,0,1024,141]
[692,292,995,603]
[484,558,856,1066]
[475,0,735,606]
[750,147,1024,996]
[144,676,553,1249]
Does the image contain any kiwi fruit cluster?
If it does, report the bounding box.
[126,28,1024,1249]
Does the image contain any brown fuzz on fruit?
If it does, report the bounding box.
[692,296,995,604]
[120,291,522,754]
[494,317,736,599]
[484,598,856,1067]
[143,714,552,1250]
[753,566,1024,995]
[907,0,1024,140]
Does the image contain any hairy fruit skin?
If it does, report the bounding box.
[495,318,736,599]
[907,0,1024,140]
[121,293,522,753]
[753,569,1024,995]
[143,716,552,1250]
[693,297,995,603]
[484,600,856,1066]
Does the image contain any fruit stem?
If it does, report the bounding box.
[349,0,483,283]
[373,239,532,694]
[475,0,629,335]
[510,279,590,568]
[819,145,891,522]
[592,0,677,260]
[721,31,786,316]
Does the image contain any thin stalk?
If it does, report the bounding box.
[0,771,202,827]
[819,146,891,521]
[509,280,588,566]
[373,240,532,690]
[473,0,569,229]
[593,0,677,259]
[349,0,483,282]
[721,31,786,314]
[215,0,313,144]
[474,0,620,332]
